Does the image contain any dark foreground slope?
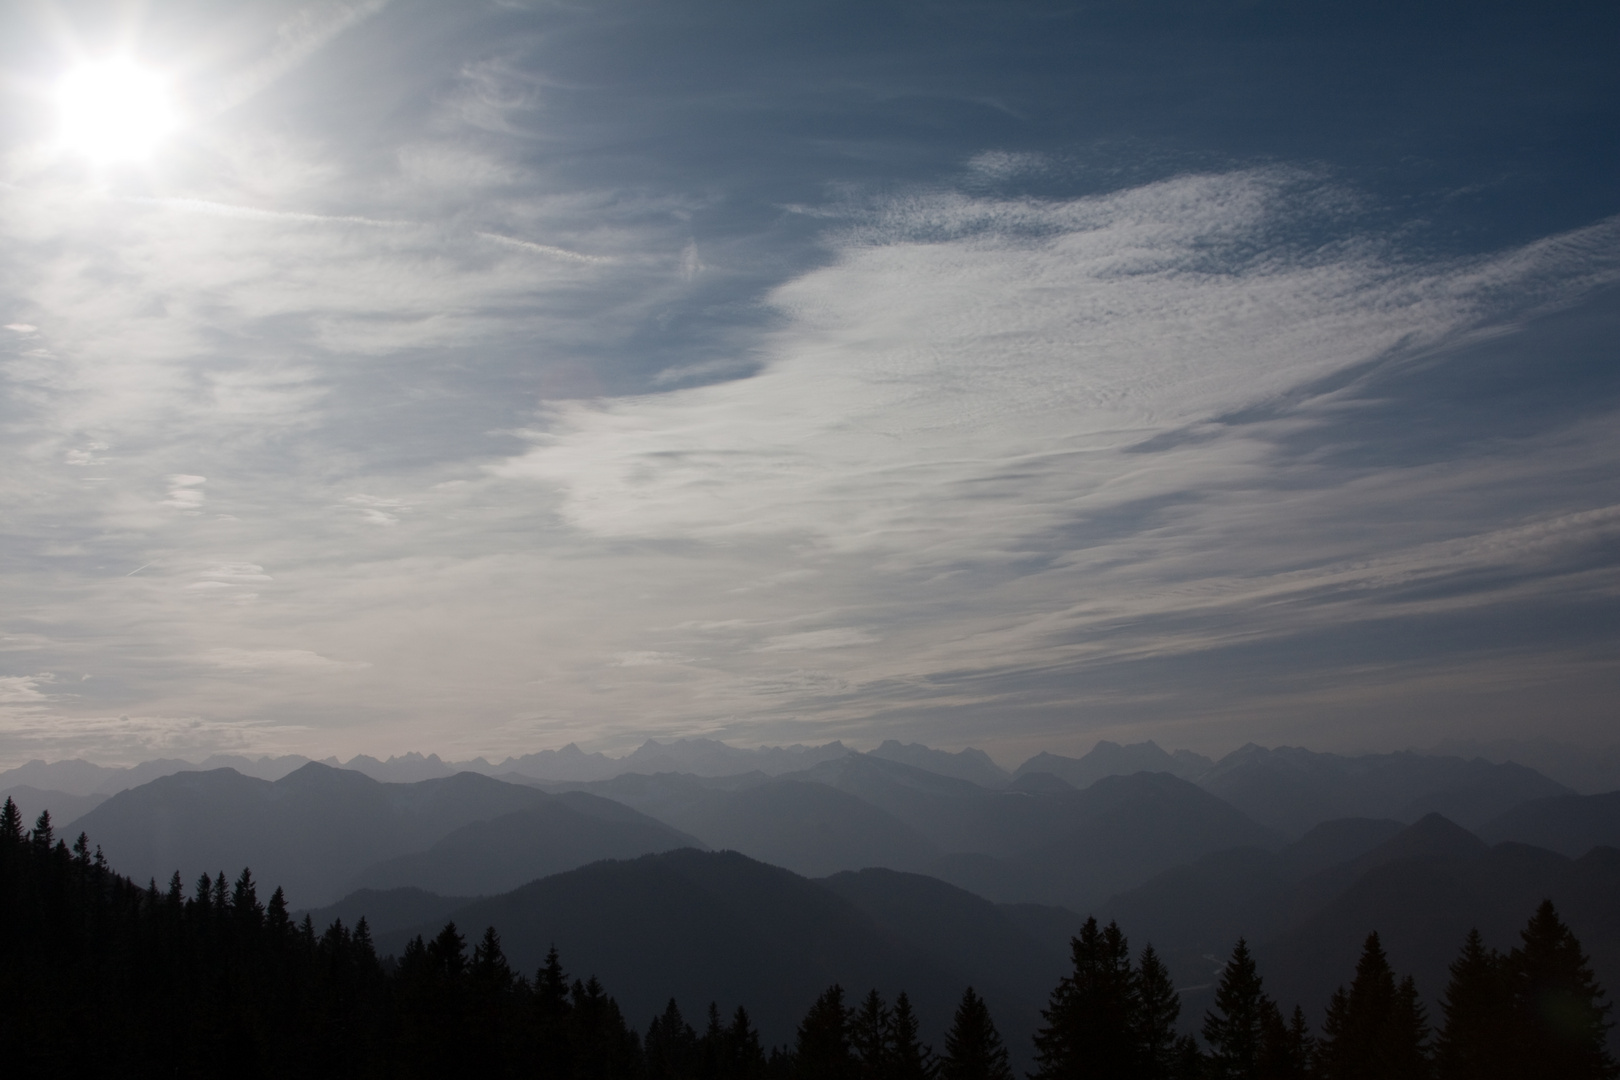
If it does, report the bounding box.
[1260,837,1620,1027]
[370,848,1070,1055]
[1102,811,1620,1034]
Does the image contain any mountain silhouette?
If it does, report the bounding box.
[0,784,109,830]
[300,885,471,936]
[71,763,686,905]
[352,793,703,895]
[867,741,1012,787]
[1479,789,1620,855]
[365,847,1068,1061]
[1014,742,1212,788]
[370,849,955,1047]
[1021,772,1278,910]
[1195,746,1570,835]
[1259,828,1620,1026]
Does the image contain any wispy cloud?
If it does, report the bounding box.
[217,0,395,114]
[200,648,370,671]
[1,3,1615,764]
[497,173,1620,556]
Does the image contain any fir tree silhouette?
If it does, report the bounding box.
[798,985,855,1080]
[647,998,700,1080]
[1136,944,1182,1079]
[852,988,894,1080]
[939,987,1012,1080]
[1203,938,1272,1080]
[0,796,21,842]
[1256,1003,1313,1080]
[1504,900,1618,1079]
[889,992,936,1080]
[30,809,53,852]
[1435,928,1508,1080]
[1032,917,1141,1080]
[1316,932,1429,1080]
[720,1005,769,1080]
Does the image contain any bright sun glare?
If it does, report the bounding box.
[55,60,179,163]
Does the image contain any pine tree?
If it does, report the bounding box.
[940,988,1012,1080]
[30,809,53,851]
[1316,932,1430,1080]
[193,872,215,914]
[1203,938,1271,1079]
[471,926,514,991]
[852,989,893,1080]
[1032,917,1142,1080]
[534,947,575,1077]
[428,921,468,980]
[232,867,263,925]
[1137,944,1183,1079]
[798,985,855,1080]
[1387,977,1432,1079]
[266,887,291,938]
[1169,1035,1205,1080]
[1504,900,1618,1080]
[703,1003,727,1080]
[725,1005,769,1080]
[889,992,936,1080]
[572,975,646,1080]
[0,796,21,842]
[1280,1006,1314,1079]
[647,998,699,1080]
[1435,929,1507,1080]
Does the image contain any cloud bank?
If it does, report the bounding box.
[2,2,1617,764]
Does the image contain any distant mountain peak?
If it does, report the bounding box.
[1353,812,1489,871]
[1012,742,1210,789]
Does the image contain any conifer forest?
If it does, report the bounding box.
[1,798,1614,1079]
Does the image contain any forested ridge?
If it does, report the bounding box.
[1,798,1614,1079]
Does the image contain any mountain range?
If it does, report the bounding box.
[69,764,695,905]
[299,818,1618,1056]
[2,735,1591,813]
[10,734,1617,1056]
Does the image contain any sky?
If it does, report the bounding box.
[0,0,1617,767]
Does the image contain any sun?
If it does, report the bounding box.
[55,60,179,163]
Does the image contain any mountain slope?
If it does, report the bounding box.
[1478,790,1620,856]
[369,849,1066,1061]
[73,764,568,904]
[817,867,1068,1009]
[353,796,703,895]
[1009,772,1278,911]
[1197,746,1570,836]
[302,886,472,937]
[373,850,957,1049]
[0,785,109,830]
[1014,742,1212,788]
[674,780,941,877]
[866,742,1010,787]
[1259,841,1620,1026]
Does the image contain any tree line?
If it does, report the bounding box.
[0,799,1613,1078]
